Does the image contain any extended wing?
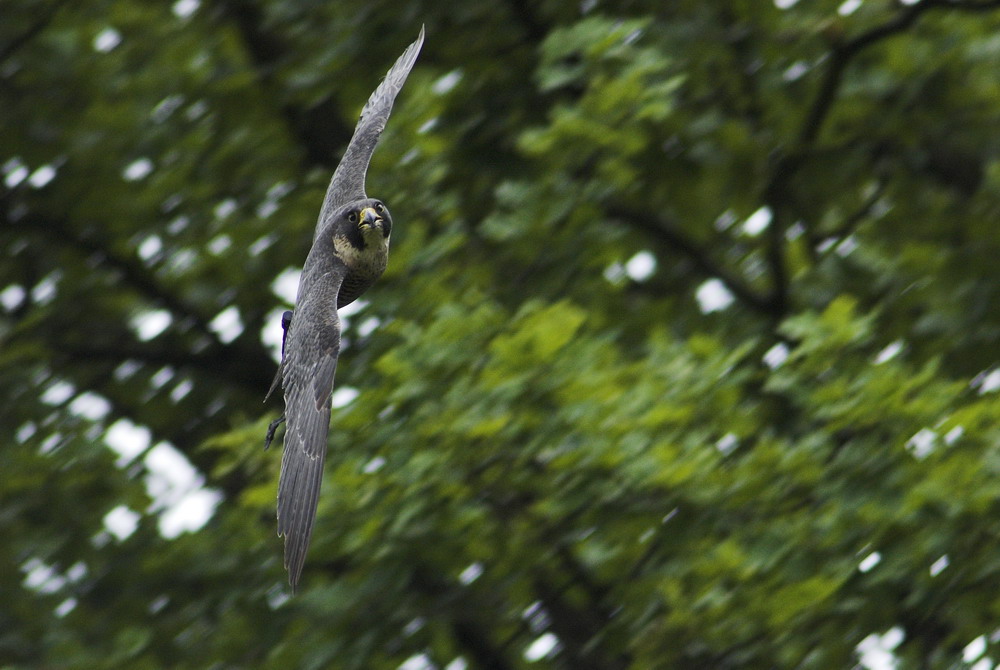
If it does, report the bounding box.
[275,25,425,590]
[276,273,342,590]
[316,25,426,239]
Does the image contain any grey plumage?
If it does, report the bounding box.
[269,26,425,591]
[317,26,426,242]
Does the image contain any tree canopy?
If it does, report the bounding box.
[5,1,1000,668]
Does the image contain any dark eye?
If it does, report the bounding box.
[374,203,384,213]
[347,212,358,223]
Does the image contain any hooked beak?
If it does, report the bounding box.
[359,207,381,228]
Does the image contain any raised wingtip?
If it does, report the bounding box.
[407,24,426,61]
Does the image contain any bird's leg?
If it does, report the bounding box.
[264,413,285,450]
[263,310,294,450]
[279,310,292,353]
[264,310,294,404]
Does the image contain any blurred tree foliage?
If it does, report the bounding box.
[5,0,1000,668]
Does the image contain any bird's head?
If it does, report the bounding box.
[336,199,392,250]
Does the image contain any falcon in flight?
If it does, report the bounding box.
[265,26,425,590]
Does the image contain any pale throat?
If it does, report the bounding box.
[332,228,389,276]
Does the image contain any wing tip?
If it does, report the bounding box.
[393,24,426,78]
[281,532,307,592]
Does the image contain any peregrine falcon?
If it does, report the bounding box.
[264,26,425,590]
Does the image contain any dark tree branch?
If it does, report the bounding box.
[800,5,922,146]
[531,573,629,670]
[214,0,354,170]
[761,157,795,318]
[4,205,281,396]
[611,204,784,317]
[504,0,547,43]
[3,207,218,339]
[0,1,68,67]
[832,179,886,237]
[764,216,789,316]
[552,544,617,622]
[408,566,517,670]
[799,0,1000,146]
[26,345,255,502]
[58,338,274,393]
[757,0,1000,317]
[449,619,516,670]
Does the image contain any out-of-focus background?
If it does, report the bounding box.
[5,1,1000,668]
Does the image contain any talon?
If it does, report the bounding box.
[264,414,286,450]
